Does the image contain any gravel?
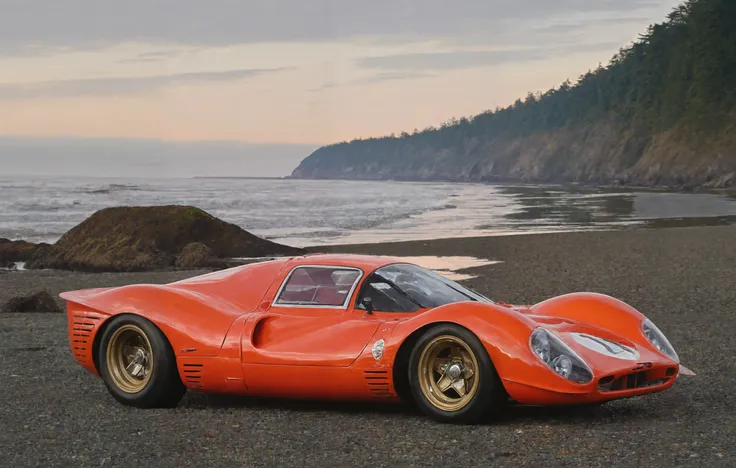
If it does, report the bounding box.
[1,225,735,467]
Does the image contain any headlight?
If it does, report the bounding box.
[530,328,593,384]
[641,318,679,363]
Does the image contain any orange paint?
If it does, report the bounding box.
[60,254,683,407]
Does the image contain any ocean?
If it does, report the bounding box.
[1,175,735,247]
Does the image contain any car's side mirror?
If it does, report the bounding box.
[362,297,374,315]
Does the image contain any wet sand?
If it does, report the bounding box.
[1,225,735,467]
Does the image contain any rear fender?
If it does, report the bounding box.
[61,284,244,358]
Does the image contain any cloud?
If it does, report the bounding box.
[359,49,546,71]
[357,42,622,72]
[116,49,185,64]
[0,0,673,53]
[307,81,340,93]
[308,71,437,92]
[358,71,438,84]
[531,16,653,35]
[0,67,289,100]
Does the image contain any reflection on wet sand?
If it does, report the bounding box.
[642,215,736,229]
[496,184,736,232]
[498,185,637,226]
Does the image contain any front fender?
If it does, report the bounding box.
[388,302,590,396]
[529,292,651,348]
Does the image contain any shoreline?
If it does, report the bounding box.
[3,178,735,248]
[7,214,736,254]
[11,171,730,193]
[285,175,736,193]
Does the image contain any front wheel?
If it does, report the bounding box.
[98,314,186,408]
[408,324,506,423]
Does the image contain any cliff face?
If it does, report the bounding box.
[291,117,735,188]
[291,0,736,189]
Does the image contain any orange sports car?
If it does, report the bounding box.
[61,253,686,424]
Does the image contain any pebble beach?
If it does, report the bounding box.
[1,224,734,467]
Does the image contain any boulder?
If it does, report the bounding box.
[175,242,228,269]
[1,291,62,313]
[0,238,46,263]
[26,205,304,272]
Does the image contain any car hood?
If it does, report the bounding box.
[523,313,677,376]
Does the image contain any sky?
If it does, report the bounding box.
[0,0,682,177]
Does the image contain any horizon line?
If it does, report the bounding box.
[0,134,327,147]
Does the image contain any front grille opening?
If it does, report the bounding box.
[598,371,669,392]
[666,367,677,376]
[599,375,614,385]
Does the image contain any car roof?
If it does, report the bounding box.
[285,253,408,273]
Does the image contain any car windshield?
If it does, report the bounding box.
[369,263,493,309]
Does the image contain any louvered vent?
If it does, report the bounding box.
[598,371,670,392]
[182,363,205,389]
[70,313,103,365]
[364,370,391,397]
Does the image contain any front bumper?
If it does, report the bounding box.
[502,362,680,405]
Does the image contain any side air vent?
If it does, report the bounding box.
[364,370,391,398]
[182,363,205,389]
[71,313,103,365]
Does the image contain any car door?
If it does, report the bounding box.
[241,265,382,367]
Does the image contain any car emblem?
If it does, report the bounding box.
[371,339,385,361]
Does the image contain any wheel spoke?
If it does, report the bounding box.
[453,379,467,397]
[437,375,454,393]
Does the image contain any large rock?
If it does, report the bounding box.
[1,291,62,313]
[26,205,304,272]
[0,238,47,264]
[174,242,227,269]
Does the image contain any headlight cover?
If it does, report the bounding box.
[641,318,679,363]
[529,328,593,384]
[570,333,640,361]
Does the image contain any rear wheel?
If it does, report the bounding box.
[408,324,506,423]
[98,314,186,408]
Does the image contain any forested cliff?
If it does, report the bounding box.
[291,0,736,188]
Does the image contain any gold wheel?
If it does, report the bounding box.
[105,324,154,393]
[417,335,479,412]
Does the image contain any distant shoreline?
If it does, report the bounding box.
[283,175,736,195]
[263,173,734,197]
[192,176,286,180]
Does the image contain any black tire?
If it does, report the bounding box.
[408,323,506,424]
[98,314,186,408]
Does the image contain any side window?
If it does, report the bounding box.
[356,276,421,313]
[275,266,361,307]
